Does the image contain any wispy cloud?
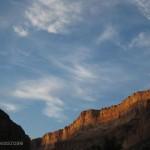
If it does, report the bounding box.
[0,102,19,113]
[50,59,99,101]
[7,46,134,120]
[48,48,97,81]
[47,47,133,101]
[73,64,97,80]
[129,32,150,48]
[13,26,28,37]
[43,102,66,121]
[12,76,66,120]
[135,0,150,20]
[96,25,118,44]
[25,0,81,33]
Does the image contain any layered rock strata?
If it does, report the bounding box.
[32,90,150,150]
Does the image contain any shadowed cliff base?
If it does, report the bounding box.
[0,109,31,150]
[31,90,150,150]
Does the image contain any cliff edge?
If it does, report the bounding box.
[32,90,150,150]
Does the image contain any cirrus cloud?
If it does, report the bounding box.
[12,76,66,120]
[129,32,150,48]
[25,0,82,33]
[135,0,150,20]
[0,102,20,113]
[96,25,118,45]
[13,26,29,37]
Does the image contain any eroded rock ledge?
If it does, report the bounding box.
[34,90,150,149]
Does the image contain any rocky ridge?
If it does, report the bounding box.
[32,90,150,150]
[0,109,31,150]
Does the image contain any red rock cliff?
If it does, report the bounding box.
[32,90,150,149]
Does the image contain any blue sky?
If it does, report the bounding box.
[0,0,150,138]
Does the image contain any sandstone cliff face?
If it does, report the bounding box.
[0,109,31,150]
[32,90,150,150]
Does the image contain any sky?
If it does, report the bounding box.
[0,0,150,138]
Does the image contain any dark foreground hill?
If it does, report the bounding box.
[32,90,150,150]
[0,109,31,150]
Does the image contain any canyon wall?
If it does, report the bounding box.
[36,90,150,148]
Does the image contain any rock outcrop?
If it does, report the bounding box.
[32,90,150,150]
[0,109,31,150]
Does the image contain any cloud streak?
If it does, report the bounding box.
[129,32,150,48]
[97,25,118,44]
[12,76,66,120]
[0,102,19,113]
[25,0,81,33]
[135,0,150,20]
[13,26,28,37]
